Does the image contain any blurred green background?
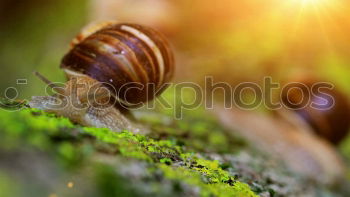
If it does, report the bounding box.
[0,0,88,98]
[1,0,350,99]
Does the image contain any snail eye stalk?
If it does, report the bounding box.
[33,71,65,95]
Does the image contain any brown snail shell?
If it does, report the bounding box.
[281,80,350,144]
[61,23,175,106]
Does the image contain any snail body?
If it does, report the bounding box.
[30,22,175,132]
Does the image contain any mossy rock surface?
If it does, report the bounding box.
[0,99,346,197]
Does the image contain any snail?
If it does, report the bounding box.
[281,79,350,144]
[214,79,349,183]
[29,22,175,133]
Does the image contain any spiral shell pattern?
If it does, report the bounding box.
[61,23,174,106]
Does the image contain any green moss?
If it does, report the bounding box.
[0,107,94,171]
[159,164,257,197]
[83,124,258,196]
[139,110,246,154]
[82,120,257,196]
[0,106,258,196]
[0,108,74,150]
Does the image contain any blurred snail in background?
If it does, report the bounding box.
[281,79,350,144]
[214,78,349,184]
[30,22,175,132]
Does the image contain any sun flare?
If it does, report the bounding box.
[301,0,321,5]
[293,0,332,7]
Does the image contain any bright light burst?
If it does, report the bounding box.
[301,0,323,5]
[285,0,340,51]
[291,0,332,8]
